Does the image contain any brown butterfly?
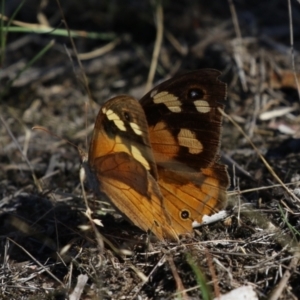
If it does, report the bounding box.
[85,69,229,241]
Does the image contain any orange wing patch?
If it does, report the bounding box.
[157,164,228,235]
[91,152,178,240]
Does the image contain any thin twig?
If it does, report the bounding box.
[55,0,94,150]
[0,114,42,191]
[167,255,189,300]
[220,108,300,202]
[228,0,248,91]
[130,254,167,299]
[145,0,164,93]
[287,0,300,101]
[69,274,89,300]
[8,238,65,287]
[227,180,300,196]
[78,38,120,60]
[228,0,242,40]
[269,254,300,300]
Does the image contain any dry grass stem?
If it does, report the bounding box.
[145,0,164,93]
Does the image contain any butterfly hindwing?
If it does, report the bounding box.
[140,69,229,234]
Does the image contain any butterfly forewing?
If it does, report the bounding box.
[89,95,158,179]
[140,69,226,172]
[88,96,178,240]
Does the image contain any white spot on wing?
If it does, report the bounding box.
[131,145,150,170]
[153,91,181,112]
[130,122,143,135]
[105,109,126,131]
[194,100,211,113]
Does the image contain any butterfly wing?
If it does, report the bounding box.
[140,69,229,234]
[157,165,229,234]
[87,96,178,240]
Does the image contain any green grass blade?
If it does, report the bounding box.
[0,0,5,65]
[186,253,213,300]
[0,0,26,65]
[3,25,115,40]
[278,204,300,240]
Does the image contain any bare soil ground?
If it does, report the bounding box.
[1,1,300,299]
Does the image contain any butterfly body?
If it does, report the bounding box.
[87,69,229,241]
